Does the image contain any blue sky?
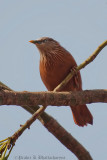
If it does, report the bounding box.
[0,0,107,159]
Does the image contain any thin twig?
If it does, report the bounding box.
[54,40,107,91]
[11,105,46,143]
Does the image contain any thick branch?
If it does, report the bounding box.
[0,89,107,106]
[44,117,92,160]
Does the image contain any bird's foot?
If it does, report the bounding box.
[70,66,78,75]
[70,66,79,88]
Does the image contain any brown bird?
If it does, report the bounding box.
[29,37,93,127]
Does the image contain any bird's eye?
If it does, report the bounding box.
[37,41,42,44]
[43,39,48,43]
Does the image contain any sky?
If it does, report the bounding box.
[0,0,107,159]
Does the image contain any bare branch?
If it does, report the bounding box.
[11,105,46,143]
[54,40,107,91]
[44,117,92,160]
[0,83,93,160]
[0,89,107,107]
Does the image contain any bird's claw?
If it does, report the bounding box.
[70,66,78,75]
[70,66,80,89]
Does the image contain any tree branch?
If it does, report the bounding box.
[0,83,93,160]
[11,105,46,144]
[0,89,107,106]
[54,40,107,91]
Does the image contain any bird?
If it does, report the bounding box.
[29,37,93,127]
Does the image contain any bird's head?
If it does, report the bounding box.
[29,37,60,53]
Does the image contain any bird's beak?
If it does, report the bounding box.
[29,40,38,44]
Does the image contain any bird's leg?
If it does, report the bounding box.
[70,66,79,88]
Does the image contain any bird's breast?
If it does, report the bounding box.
[39,58,75,91]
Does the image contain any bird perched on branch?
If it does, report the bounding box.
[29,37,93,127]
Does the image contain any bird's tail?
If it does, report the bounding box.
[70,105,93,127]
